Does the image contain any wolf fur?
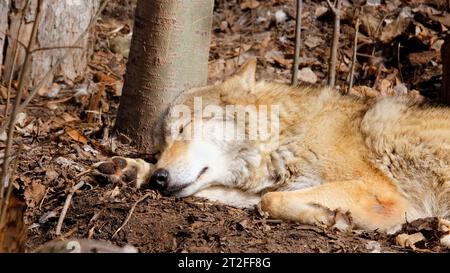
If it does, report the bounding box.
[93,58,450,241]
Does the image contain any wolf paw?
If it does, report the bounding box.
[91,156,154,188]
[332,209,353,232]
[309,204,353,232]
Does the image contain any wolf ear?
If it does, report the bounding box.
[224,57,257,93]
[220,58,257,104]
[234,57,257,92]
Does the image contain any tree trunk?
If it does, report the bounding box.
[114,0,214,153]
[0,0,9,74]
[442,35,450,105]
[0,0,99,88]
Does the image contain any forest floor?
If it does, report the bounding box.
[2,0,449,252]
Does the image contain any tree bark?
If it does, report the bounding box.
[114,0,214,153]
[0,0,9,75]
[442,35,450,105]
[0,0,99,88]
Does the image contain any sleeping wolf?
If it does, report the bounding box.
[93,58,450,246]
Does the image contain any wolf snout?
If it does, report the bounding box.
[150,168,170,190]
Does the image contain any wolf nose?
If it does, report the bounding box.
[150,168,169,189]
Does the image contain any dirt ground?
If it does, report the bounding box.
[2,0,449,252]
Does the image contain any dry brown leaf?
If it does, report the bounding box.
[38,83,61,98]
[359,10,381,37]
[379,8,412,43]
[297,67,317,83]
[315,6,328,18]
[24,181,46,208]
[0,85,8,99]
[272,55,292,69]
[408,50,440,66]
[61,112,79,123]
[304,36,324,49]
[240,0,260,10]
[45,166,59,181]
[420,6,450,28]
[350,86,380,98]
[259,34,271,49]
[378,79,393,95]
[93,71,117,86]
[66,129,88,144]
[395,232,425,250]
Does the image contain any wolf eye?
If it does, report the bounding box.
[179,126,184,134]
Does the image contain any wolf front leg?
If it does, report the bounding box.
[91,157,154,188]
[260,179,413,232]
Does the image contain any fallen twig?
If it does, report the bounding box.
[442,35,450,105]
[347,16,360,94]
[291,0,303,86]
[397,42,404,83]
[112,192,153,239]
[326,0,342,88]
[55,181,85,236]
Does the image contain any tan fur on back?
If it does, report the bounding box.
[137,59,450,233]
[220,80,450,223]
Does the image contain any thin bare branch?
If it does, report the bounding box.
[55,181,85,235]
[30,45,84,53]
[0,0,43,200]
[112,192,153,239]
[291,0,303,86]
[326,0,335,12]
[397,42,404,83]
[348,17,360,94]
[0,30,28,51]
[327,0,342,88]
[4,41,20,117]
[4,0,31,117]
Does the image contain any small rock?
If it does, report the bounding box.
[297,67,317,83]
[366,241,382,253]
[315,6,328,18]
[366,0,381,6]
[39,210,59,224]
[46,168,59,181]
[15,112,27,127]
[274,10,287,24]
[0,131,7,142]
[304,36,324,49]
[82,144,98,155]
[55,156,85,171]
[74,83,90,97]
[47,83,61,98]
[431,39,444,52]
[109,33,132,58]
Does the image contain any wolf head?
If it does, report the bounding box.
[148,58,278,197]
